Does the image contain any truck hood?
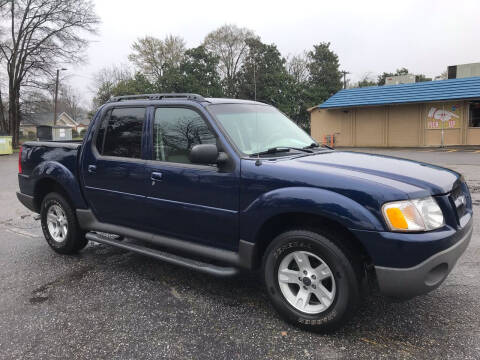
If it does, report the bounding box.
[289,151,460,195]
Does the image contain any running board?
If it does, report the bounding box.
[85,232,239,277]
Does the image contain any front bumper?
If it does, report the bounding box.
[374,224,472,299]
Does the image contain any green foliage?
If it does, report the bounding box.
[237,39,291,109]
[128,35,186,82]
[415,74,432,82]
[357,79,377,87]
[92,29,347,133]
[113,73,157,96]
[306,43,343,103]
[177,46,223,97]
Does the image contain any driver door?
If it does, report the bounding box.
[143,106,239,250]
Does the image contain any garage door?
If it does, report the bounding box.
[355,108,385,146]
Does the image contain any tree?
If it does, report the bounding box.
[0,0,99,146]
[306,42,342,104]
[111,72,156,97]
[0,88,6,134]
[59,85,84,121]
[354,73,377,88]
[203,24,257,97]
[0,72,6,133]
[415,74,432,82]
[435,70,448,80]
[92,64,133,107]
[177,46,223,97]
[285,52,311,129]
[128,35,185,82]
[287,53,309,84]
[237,38,292,113]
[377,68,409,85]
[21,90,51,115]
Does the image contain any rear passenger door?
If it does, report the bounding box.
[82,107,148,228]
[144,106,239,250]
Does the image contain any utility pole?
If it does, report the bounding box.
[341,70,350,89]
[53,68,67,126]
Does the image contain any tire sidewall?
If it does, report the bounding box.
[41,193,77,252]
[263,231,359,330]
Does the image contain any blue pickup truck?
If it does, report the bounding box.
[17,93,473,331]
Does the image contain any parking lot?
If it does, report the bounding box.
[0,149,479,360]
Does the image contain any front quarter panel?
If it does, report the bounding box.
[241,186,384,243]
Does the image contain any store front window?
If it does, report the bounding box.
[469,101,480,127]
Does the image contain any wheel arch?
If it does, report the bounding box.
[30,161,87,212]
[34,177,73,212]
[251,212,373,273]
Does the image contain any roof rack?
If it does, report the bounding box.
[107,93,207,103]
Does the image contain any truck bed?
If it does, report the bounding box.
[20,141,82,177]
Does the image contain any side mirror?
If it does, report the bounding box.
[189,144,219,165]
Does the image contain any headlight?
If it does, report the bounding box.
[382,197,444,232]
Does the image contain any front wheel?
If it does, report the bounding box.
[40,192,87,254]
[263,230,361,332]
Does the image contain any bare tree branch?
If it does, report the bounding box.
[0,0,100,146]
[203,24,257,97]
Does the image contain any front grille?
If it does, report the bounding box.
[450,184,467,221]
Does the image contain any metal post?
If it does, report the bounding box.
[341,70,350,89]
[53,69,59,126]
[441,103,445,148]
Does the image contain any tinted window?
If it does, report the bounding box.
[154,108,216,164]
[100,107,145,158]
[95,110,110,153]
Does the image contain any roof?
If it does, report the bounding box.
[37,125,73,129]
[317,76,480,109]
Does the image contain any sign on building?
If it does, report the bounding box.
[426,103,461,129]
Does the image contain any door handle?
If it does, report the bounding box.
[151,171,163,181]
[88,165,97,174]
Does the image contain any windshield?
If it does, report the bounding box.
[208,104,315,155]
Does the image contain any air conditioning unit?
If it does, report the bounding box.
[448,62,480,79]
[385,74,416,85]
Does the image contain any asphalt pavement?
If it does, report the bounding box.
[0,150,479,359]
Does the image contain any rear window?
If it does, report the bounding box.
[96,107,145,158]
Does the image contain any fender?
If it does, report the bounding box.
[30,161,88,209]
[240,186,384,244]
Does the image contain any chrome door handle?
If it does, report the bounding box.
[151,172,163,181]
[88,165,97,174]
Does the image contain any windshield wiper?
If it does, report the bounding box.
[304,142,333,150]
[250,146,312,157]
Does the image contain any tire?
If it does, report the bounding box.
[40,192,88,254]
[263,229,361,332]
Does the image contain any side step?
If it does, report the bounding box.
[85,232,239,277]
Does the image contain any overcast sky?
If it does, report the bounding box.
[67,0,480,106]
